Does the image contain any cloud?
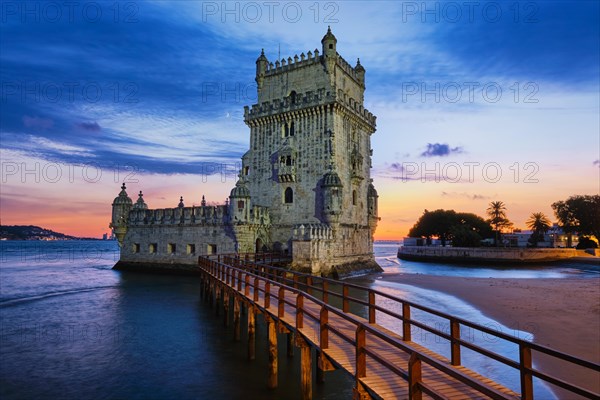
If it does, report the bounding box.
[420,143,463,157]
[594,160,599,167]
[76,121,101,132]
[441,191,491,201]
[22,115,54,130]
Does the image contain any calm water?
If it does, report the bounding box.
[2,241,592,399]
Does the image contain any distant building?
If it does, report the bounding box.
[110,28,381,276]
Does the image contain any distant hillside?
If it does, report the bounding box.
[0,225,97,241]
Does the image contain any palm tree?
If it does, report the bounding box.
[526,213,552,240]
[486,201,512,246]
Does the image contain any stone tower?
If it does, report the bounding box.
[243,27,380,275]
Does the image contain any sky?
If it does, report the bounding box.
[1,0,599,239]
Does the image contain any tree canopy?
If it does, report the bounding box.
[408,209,493,247]
[552,195,600,241]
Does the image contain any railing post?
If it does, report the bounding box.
[233,296,241,341]
[293,275,299,289]
[356,324,366,378]
[296,294,304,329]
[248,304,256,360]
[519,343,533,400]
[265,281,271,309]
[237,270,242,292]
[244,274,250,297]
[306,276,313,296]
[267,317,278,389]
[408,353,423,400]
[450,318,461,366]
[402,302,411,341]
[368,291,376,324]
[320,307,329,349]
[342,284,349,313]
[322,280,329,304]
[278,287,285,318]
[253,277,259,302]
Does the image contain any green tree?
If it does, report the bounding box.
[449,225,482,247]
[526,212,552,247]
[486,201,513,246]
[408,209,456,246]
[408,210,493,247]
[552,195,600,244]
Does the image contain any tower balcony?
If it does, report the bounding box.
[278,165,296,182]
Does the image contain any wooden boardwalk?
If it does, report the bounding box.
[198,254,600,400]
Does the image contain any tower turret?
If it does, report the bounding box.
[229,173,251,222]
[321,169,343,224]
[355,58,365,88]
[321,26,337,57]
[255,49,268,91]
[367,181,379,236]
[109,183,133,246]
[133,191,148,209]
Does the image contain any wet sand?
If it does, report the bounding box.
[386,273,600,398]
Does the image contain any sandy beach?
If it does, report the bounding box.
[384,272,600,398]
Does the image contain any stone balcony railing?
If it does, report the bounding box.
[278,165,296,182]
[292,223,333,241]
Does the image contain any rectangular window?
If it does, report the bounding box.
[187,244,196,255]
[207,244,217,255]
[168,243,176,254]
[149,243,157,253]
[133,243,140,253]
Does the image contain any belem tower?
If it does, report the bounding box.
[110,28,381,276]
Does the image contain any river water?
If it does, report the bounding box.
[2,241,592,399]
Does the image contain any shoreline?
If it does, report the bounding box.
[380,272,600,398]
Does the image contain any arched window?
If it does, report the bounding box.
[285,156,292,166]
[289,121,295,136]
[352,190,357,206]
[284,187,293,204]
[290,91,297,104]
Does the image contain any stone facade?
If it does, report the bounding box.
[110,28,381,276]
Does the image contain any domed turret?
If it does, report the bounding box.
[367,181,379,235]
[322,171,343,187]
[321,170,343,224]
[230,179,251,198]
[133,191,147,209]
[256,48,269,90]
[113,183,133,206]
[355,58,365,87]
[110,183,133,246]
[229,174,251,222]
[321,26,337,57]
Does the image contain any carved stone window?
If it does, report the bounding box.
[284,187,294,204]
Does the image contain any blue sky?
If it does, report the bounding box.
[1,1,599,237]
